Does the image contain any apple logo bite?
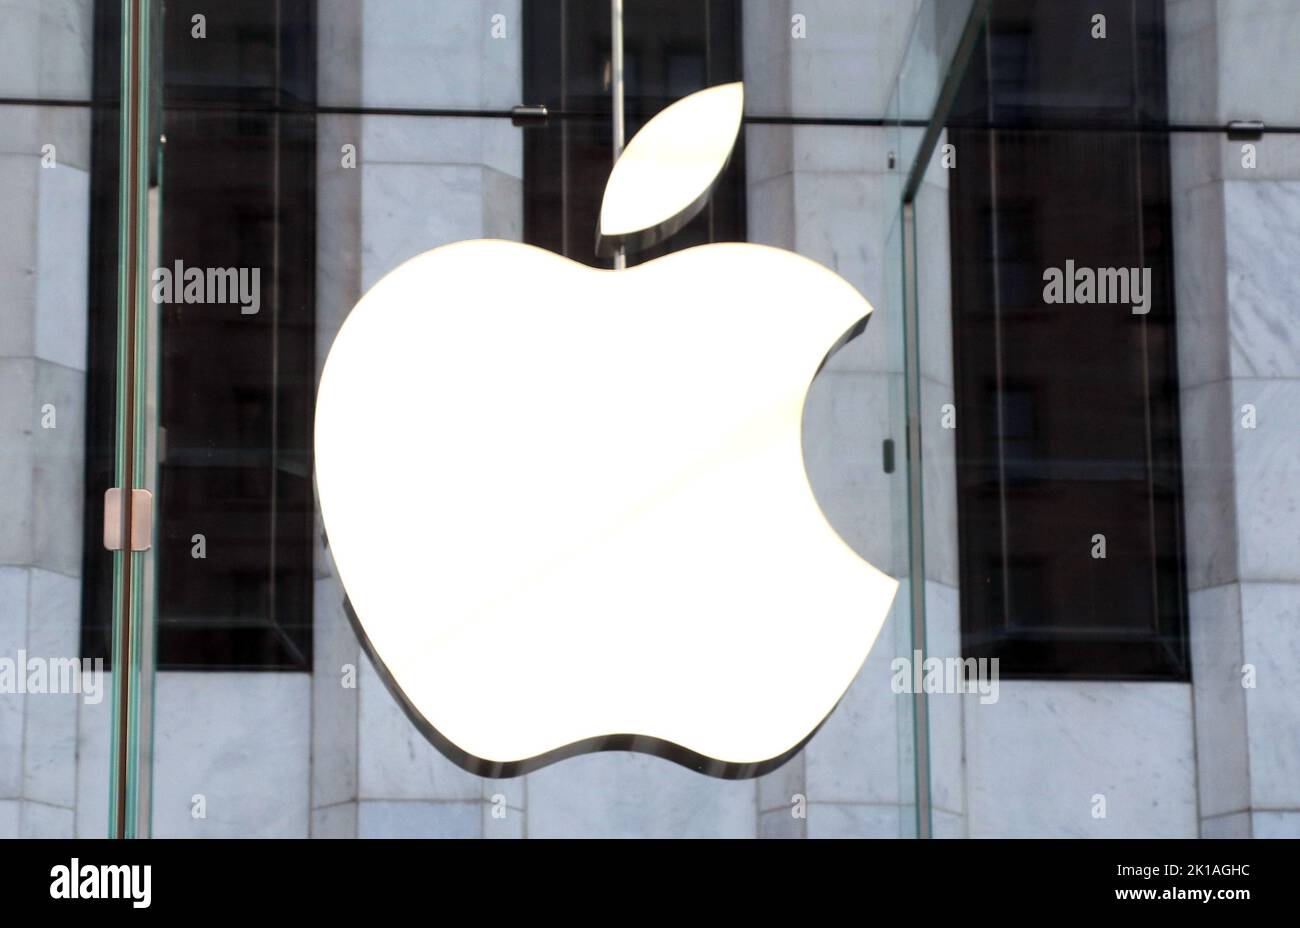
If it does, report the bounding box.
[315,82,899,778]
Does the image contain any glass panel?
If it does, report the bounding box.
[110,0,161,839]
[895,0,1287,839]
[882,0,985,840]
[883,210,919,837]
[0,3,132,837]
[887,0,982,205]
[112,1,927,838]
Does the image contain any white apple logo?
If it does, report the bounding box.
[315,83,898,778]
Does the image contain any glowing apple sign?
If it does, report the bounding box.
[315,82,898,778]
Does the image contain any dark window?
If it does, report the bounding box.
[522,0,745,266]
[947,0,1188,678]
[83,1,317,670]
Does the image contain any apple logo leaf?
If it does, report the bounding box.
[596,82,744,257]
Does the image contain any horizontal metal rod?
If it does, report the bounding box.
[4,94,1295,134]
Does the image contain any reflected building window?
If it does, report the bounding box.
[83,0,318,670]
[947,0,1188,678]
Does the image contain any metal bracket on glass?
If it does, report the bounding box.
[1226,120,1265,141]
[103,488,153,552]
[510,104,549,128]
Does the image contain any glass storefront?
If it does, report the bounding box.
[72,0,936,838]
[2,0,1296,840]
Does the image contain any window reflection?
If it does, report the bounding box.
[948,0,1188,678]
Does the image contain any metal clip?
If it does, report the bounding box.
[1226,120,1265,141]
[103,488,153,552]
[510,104,550,128]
